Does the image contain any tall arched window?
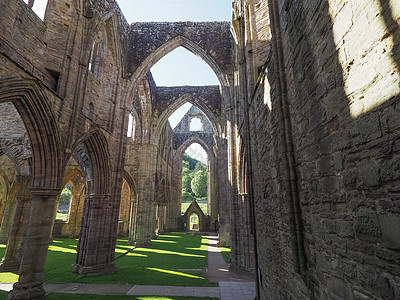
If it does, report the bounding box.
[190,117,202,131]
[127,113,136,140]
[23,0,48,20]
[88,41,103,76]
[57,183,72,221]
[88,102,94,120]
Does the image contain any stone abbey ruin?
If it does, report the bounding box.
[0,0,399,299]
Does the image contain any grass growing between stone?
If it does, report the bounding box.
[0,232,215,287]
[0,291,217,300]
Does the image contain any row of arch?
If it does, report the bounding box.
[0,1,234,299]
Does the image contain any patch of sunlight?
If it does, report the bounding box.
[48,245,76,254]
[125,252,148,257]
[147,268,204,279]
[137,297,175,300]
[157,235,182,239]
[205,247,220,253]
[152,240,177,244]
[115,245,135,249]
[115,248,129,254]
[0,272,18,283]
[328,0,400,118]
[117,239,129,243]
[0,244,6,248]
[136,248,205,258]
[185,247,206,251]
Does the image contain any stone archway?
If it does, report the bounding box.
[71,130,115,275]
[0,78,63,299]
[53,166,85,238]
[183,200,208,232]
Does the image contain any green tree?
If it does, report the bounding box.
[59,184,72,204]
[182,172,194,193]
[182,160,190,176]
[182,191,195,202]
[183,153,197,170]
[191,170,207,198]
[194,161,207,172]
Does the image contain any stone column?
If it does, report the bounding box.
[165,154,184,232]
[157,204,166,235]
[128,198,136,245]
[133,143,157,247]
[208,156,218,228]
[152,203,158,238]
[68,181,85,237]
[8,187,59,300]
[73,194,114,275]
[0,176,30,272]
[0,186,18,243]
[216,138,231,247]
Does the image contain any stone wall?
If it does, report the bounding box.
[233,0,400,299]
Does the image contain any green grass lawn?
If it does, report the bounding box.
[56,213,68,220]
[0,233,216,288]
[219,246,231,264]
[0,291,216,300]
[181,203,208,215]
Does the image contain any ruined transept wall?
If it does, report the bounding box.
[233,0,400,299]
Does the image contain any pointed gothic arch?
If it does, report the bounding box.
[125,35,231,126]
[152,94,221,145]
[71,130,111,195]
[0,78,62,189]
[131,35,230,89]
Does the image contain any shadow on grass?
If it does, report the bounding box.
[77,233,213,286]
[14,232,214,287]
[0,291,217,300]
[0,233,215,287]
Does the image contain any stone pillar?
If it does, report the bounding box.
[128,199,136,245]
[8,187,59,300]
[133,144,157,247]
[208,156,218,228]
[216,138,231,247]
[73,194,114,275]
[0,186,18,243]
[157,204,166,235]
[165,166,181,231]
[67,181,85,237]
[152,203,158,238]
[0,176,30,272]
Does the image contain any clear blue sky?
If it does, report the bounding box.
[118,0,231,162]
[116,0,232,23]
[116,0,231,86]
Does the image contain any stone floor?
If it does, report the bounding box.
[0,233,256,299]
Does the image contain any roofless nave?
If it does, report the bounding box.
[0,0,399,299]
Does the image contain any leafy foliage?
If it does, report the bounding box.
[183,153,198,170]
[194,161,207,172]
[191,170,207,198]
[182,172,194,193]
[182,191,195,202]
[59,183,71,204]
[182,154,207,198]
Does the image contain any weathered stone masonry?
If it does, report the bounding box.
[0,0,399,299]
[232,0,400,299]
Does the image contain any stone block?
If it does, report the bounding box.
[378,213,400,250]
[327,277,354,300]
[356,160,381,187]
[355,208,382,241]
